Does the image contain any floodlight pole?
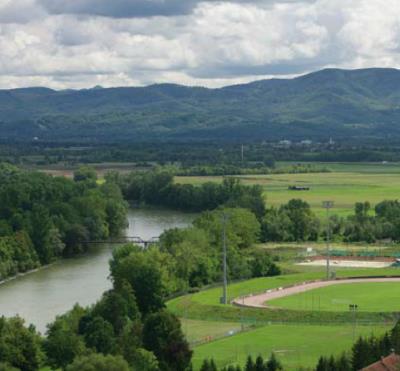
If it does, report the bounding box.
[221,213,228,305]
[323,201,334,280]
[349,304,358,342]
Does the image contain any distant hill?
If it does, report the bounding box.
[2,68,400,143]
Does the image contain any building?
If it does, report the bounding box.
[361,353,400,371]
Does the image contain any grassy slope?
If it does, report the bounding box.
[175,162,400,216]
[269,282,400,312]
[192,323,389,370]
[181,319,244,344]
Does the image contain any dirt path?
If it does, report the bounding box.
[232,277,400,308]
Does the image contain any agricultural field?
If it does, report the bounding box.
[176,162,400,216]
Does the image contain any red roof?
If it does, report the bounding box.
[361,353,400,371]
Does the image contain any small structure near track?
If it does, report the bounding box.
[288,185,310,191]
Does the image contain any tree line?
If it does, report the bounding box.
[112,171,266,218]
[200,354,282,371]
[0,164,128,281]
[261,199,400,244]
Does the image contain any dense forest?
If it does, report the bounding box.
[3,69,400,143]
[0,164,128,281]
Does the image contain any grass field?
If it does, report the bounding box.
[269,282,400,312]
[192,323,389,370]
[175,162,400,216]
[181,319,245,344]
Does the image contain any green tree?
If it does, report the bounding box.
[265,353,282,371]
[82,316,116,355]
[142,311,192,371]
[0,316,43,371]
[92,283,140,335]
[44,305,87,370]
[73,166,97,185]
[111,248,165,316]
[391,321,400,353]
[254,355,265,371]
[131,348,159,371]
[245,355,255,371]
[66,353,130,371]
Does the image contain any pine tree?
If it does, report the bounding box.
[379,332,392,357]
[210,359,218,371]
[245,355,255,371]
[266,353,282,371]
[352,337,372,370]
[391,321,400,354]
[316,356,328,371]
[255,355,265,371]
[336,353,352,371]
[327,356,336,371]
[200,359,211,371]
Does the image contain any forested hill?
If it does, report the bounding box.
[2,68,400,143]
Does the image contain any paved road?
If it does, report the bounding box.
[232,277,400,308]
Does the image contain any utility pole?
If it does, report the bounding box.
[220,213,228,304]
[322,201,334,280]
[241,144,244,163]
[349,304,358,341]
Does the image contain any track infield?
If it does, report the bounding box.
[233,277,400,312]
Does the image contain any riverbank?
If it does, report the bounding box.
[0,263,55,287]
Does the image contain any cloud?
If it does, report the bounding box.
[0,0,399,89]
[0,0,45,23]
[38,0,315,18]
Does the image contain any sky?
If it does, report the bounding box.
[0,0,399,89]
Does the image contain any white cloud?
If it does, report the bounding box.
[0,0,399,89]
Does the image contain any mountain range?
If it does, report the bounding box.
[2,68,400,143]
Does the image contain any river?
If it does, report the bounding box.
[0,208,194,334]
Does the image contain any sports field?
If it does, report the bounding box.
[192,323,389,370]
[175,162,400,215]
[168,266,400,370]
[269,282,400,312]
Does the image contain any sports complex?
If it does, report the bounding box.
[168,255,400,370]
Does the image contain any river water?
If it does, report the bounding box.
[0,208,194,334]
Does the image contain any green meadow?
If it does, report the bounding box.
[175,162,400,216]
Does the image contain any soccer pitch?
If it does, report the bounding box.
[269,282,400,312]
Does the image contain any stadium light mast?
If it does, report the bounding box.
[322,201,334,280]
[220,212,229,304]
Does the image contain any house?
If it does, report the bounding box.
[361,353,400,371]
